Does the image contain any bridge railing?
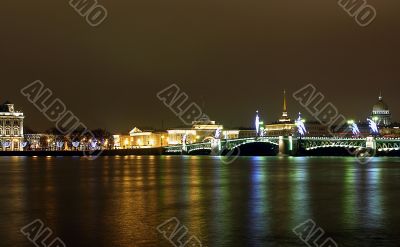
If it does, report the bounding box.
[164,145,183,153]
[186,142,212,152]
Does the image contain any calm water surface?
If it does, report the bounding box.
[0,156,400,246]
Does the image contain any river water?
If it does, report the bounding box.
[0,156,399,246]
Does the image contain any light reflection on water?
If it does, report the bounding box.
[0,156,399,246]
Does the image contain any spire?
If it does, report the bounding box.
[281,90,288,118]
[283,90,287,112]
[379,91,382,101]
[279,89,290,122]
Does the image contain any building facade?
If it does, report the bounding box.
[168,120,222,145]
[265,122,296,136]
[0,101,24,151]
[167,120,239,145]
[113,127,168,149]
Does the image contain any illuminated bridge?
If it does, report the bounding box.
[164,136,400,156]
[165,137,280,154]
[301,137,367,150]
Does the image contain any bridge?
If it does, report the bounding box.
[165,137,280,154]
[301,137,367,150]
[164,136,400,156]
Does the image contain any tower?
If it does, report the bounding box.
[279,90,291,123]
[265,89,296,137]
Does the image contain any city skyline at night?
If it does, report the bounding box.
[5,88,397,133]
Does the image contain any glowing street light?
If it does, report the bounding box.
[348,120,360,136]
[367,118,379,135]
[214,129,222,139]
[296,112,307,136]
[255,110,260,136]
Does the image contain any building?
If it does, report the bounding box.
[0,101,24,151]
[113,127,168,149]
[380,126,400,137]
[265,122,296,136]
[129,128,167,148]
[371,93,391,126]
[167,120,239,145]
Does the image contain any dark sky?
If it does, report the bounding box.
[1,0,399,133]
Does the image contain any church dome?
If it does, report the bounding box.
[372,96,389,112]
[371,93,391,126]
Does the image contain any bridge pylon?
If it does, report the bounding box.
[182,142,188,155]
[279,136,297,156]
[211,139,222,155]
[366,136,376,150]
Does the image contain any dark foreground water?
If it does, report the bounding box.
[1,156,400,247]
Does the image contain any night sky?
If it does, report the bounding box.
[1,0,399,133]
